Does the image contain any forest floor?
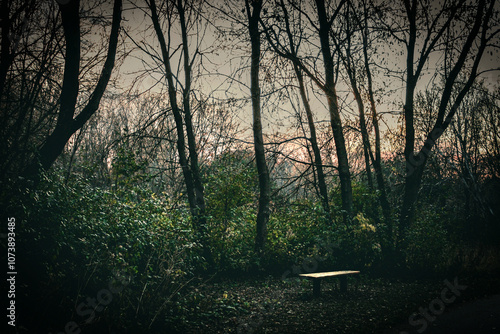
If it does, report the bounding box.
[383,293,500,334]
[166,272,500,334]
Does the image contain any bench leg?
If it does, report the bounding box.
[313,278,321,297]
[339,276,347,292]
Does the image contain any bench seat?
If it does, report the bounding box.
[299,270,360,297]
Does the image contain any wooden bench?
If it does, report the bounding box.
[299,270,360,297]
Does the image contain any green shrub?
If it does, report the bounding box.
[19,171,200,330]
[404,206,451,272]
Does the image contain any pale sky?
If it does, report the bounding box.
[103,0,499,143]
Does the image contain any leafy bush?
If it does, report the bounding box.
[18,170,200,331]
[266,199,331,266]
[403,205,451,272]
[204,151,260,270]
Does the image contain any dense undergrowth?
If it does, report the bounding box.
[3,153,499,332]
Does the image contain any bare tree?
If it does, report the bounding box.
[245,0,271,255]
[0,1,63,179]
[146,0,213,265]
[263,0,353,223]
[447,82,498,237]
[335,0,394,254]
[0,0,36,97]
[264,0,333,221]
[391,0,498,247]
[360,0,393,251]
[333,1,374,190]
[313,0,354,222]
[21,0,123,185]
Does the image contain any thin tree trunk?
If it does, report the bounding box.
[295,65,332,220]
[149,0,195,210]
[177,0,212,265]
[360,3,393,254]
[315,0,353,223]
[279,0,331,222]
[347,71,373,190]
[399,0,489,243]
[23,0,122,185]
[398,0,418,248]
[246,0,270,255]
[148,0,212,265]
[399,160,425,239]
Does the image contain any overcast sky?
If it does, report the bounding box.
[100,0,499,141]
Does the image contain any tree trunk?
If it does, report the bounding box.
[399,156,425,244]
[246,0,270,255]
[315,0,353,223]
[349,73,374,189]
[398,0,489,247]
[148,0,213,265]
[294,66,331,221]
[23,0,122,185]
[23,0,81,182]
[177,0,212,265]
[278,0,332,222]
[361,7,394,254]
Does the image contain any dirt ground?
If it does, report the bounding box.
[382,294,500,334]
[171,273,500,334]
